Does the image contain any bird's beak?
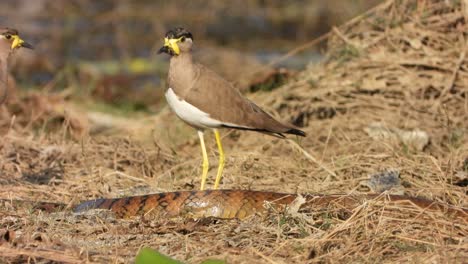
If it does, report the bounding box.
[158,37,180,56]
[11,35,33,50]
[158,45,170,54]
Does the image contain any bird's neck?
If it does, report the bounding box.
[0,54,9,103]
[169,52,194,72]
[168,53,196,93]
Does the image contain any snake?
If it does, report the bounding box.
[6,189,466,220]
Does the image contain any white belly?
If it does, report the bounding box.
[165,88,222,129]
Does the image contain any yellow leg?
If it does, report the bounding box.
[213,129,225,189]
[198,130,209,190]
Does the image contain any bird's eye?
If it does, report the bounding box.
[5,34,11,40]
[181,37,186,42]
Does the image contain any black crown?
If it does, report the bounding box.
[165,27,193,40]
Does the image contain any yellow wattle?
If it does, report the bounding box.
[11,35,25,49]
[164,37,182,55]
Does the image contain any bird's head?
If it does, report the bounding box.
[158,27,193,56]
[0,28,33,55]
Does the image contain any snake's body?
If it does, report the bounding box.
[24,189,467,220]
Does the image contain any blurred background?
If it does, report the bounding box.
[0,0,380,119]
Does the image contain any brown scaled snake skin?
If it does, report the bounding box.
[26,190,468,220]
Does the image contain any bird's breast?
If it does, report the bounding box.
[165,88,222,129]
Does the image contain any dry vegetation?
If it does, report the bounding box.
[1,0,467,263]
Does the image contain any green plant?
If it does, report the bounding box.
[135,248,183,264]
[135,248,226,264]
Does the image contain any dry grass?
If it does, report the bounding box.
[1,0,468,263]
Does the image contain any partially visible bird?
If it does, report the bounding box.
[158,27,305,190]
[0,28,33,104]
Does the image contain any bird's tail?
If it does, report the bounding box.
[285,127,306,137]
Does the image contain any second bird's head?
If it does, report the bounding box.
[158,27,193,56]
[0,28,33,55]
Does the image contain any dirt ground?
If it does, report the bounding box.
[1,0,467,263]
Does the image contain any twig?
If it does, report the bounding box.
[0,246,83,263]
[440,35,466,99]
[250,248,279,264]
[332,27,359,48]
[287,139,337,177]
[264,0,395,68]
[105,171,149,183]
[463,0,468,23]
[392,235,439,247]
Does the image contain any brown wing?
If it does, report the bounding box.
[183,64,305,136]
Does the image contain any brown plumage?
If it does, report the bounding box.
[158,27,305,190]
[0,27,33,104]
[162,27,305,137]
